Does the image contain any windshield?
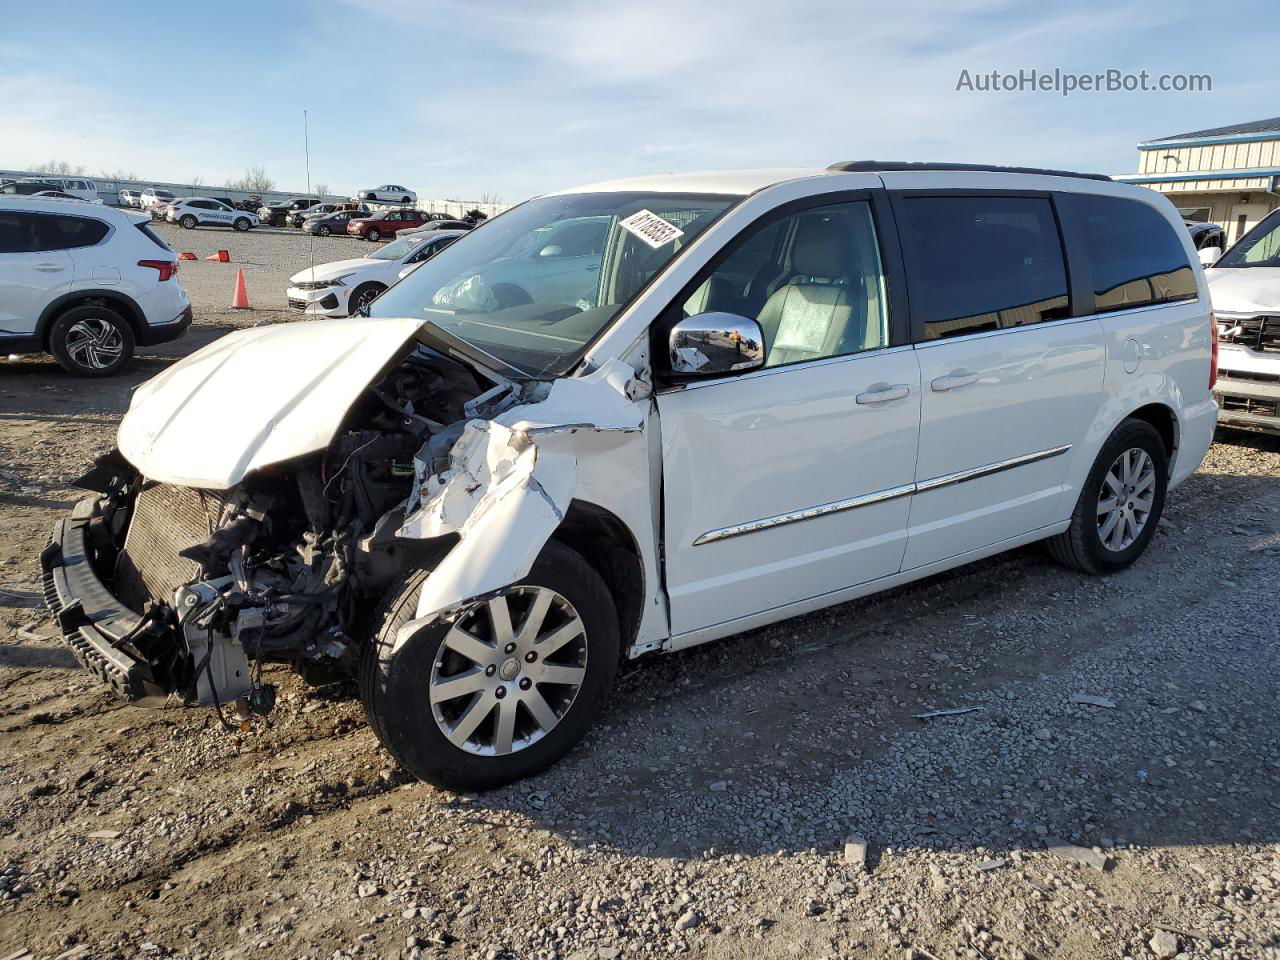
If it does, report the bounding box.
[368,236,423,261]
[370,191,737,376]
[1217,210,1280,268]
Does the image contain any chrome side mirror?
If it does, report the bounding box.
[1198,245,1222,267]
[667,312,765,376]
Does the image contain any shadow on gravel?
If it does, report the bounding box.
[469,467,1280,865]
[0,642,78,670]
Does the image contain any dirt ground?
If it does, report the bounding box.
[1,301,1278,960]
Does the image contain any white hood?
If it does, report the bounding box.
[288,257,382,285]
[1205,267,1280,314]
[117,317,428,489]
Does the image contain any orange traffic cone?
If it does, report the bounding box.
[178,251,196,260]
[231,268,250,309]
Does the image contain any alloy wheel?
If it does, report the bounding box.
[428,586,588,756]
[1097,447,1155,552]
[64,318,125,371]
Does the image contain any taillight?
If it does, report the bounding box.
[1209,312,1219,389]
[139,259,178,281]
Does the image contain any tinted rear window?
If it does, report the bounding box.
[1066,194,1197,312]
[898,195,1071,340]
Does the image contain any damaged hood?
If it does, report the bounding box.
[1205,267,1280,314]
[117,317,432,489]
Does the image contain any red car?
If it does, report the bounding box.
[346,208,435,242]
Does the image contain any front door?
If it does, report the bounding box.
[0,211,72,338]
[890,191,1105,569]
[657,196,921,637]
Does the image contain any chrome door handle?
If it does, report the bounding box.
[34,262,65,272]
[931,370,980,392]
[855,383,910,405]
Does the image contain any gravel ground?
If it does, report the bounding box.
[151,220,376,311]
[0,297,1278,960]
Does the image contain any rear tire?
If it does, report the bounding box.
[1047,418,1168,575]
[48,305,135,377]
[360,540,620,790]
[233,217,250,232]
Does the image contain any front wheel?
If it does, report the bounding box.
[360,541,620,790]
[1047,418,1168,575]
[48,305,135,377]
[317,225,330,237]
[179,215,197,229]
[366,228,381,242]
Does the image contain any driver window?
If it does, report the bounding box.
[681,201,890,367]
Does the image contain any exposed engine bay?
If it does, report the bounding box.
[52,343,518,719]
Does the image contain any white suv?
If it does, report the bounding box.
[1204,209,1280,434]
[166,197,258,232]
[0,197,191,376]
[40,163,1215,788]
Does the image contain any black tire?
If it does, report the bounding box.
[272,214,285,228]
[349,282,385,316]
[360,540,620,790]
[366,227,381,242]
[47,305,135,377]
[233,217,250,232]
[1047,418,1168,575]
[179,214,197,229]
[401,196,411,203]
[318,225,331,237]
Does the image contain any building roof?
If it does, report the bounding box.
[1146,117,1280,144]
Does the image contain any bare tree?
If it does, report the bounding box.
[314,182,330,196]
[479,191,502,207]
[32,159,87,176]
[191,175,206,187]
[99,167,140,181]
[226,165,275,193]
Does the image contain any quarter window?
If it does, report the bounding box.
[681,201,890,366]
[1067,194,1197,310]
[899,195,1070,340]
[30,214,109,251]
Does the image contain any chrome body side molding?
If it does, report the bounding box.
[693,444,1072,545]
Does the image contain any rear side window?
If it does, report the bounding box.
[1068,195,1197,311]
[0,213,26,253]
[30,214,109,251]
[898,195,1070,340]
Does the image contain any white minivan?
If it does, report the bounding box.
[42,163,1216,789]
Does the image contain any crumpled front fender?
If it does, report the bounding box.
[392,358,647,651]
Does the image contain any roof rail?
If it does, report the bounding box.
[827,161,1112,182]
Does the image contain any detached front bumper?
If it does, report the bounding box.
[286,285,349,317]
[41,497,173,702]
[1215,375,1280,434]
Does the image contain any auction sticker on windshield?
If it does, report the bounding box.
[619,209,684,249]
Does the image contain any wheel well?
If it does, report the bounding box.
[42,292,143,348]
[551,500,644,652]
[1126,403,1177,458]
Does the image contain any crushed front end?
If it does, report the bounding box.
[41,339,509,716]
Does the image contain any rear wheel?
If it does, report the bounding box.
[233,217,250,232]
[1047,418,1168,574]
[360,541,619,790]
[48,305,135,377]
[179,215,197,229]
[401,196,411,203]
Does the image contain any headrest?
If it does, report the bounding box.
[791,217,851,279]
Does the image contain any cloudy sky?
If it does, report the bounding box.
[4,0,1276,203]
